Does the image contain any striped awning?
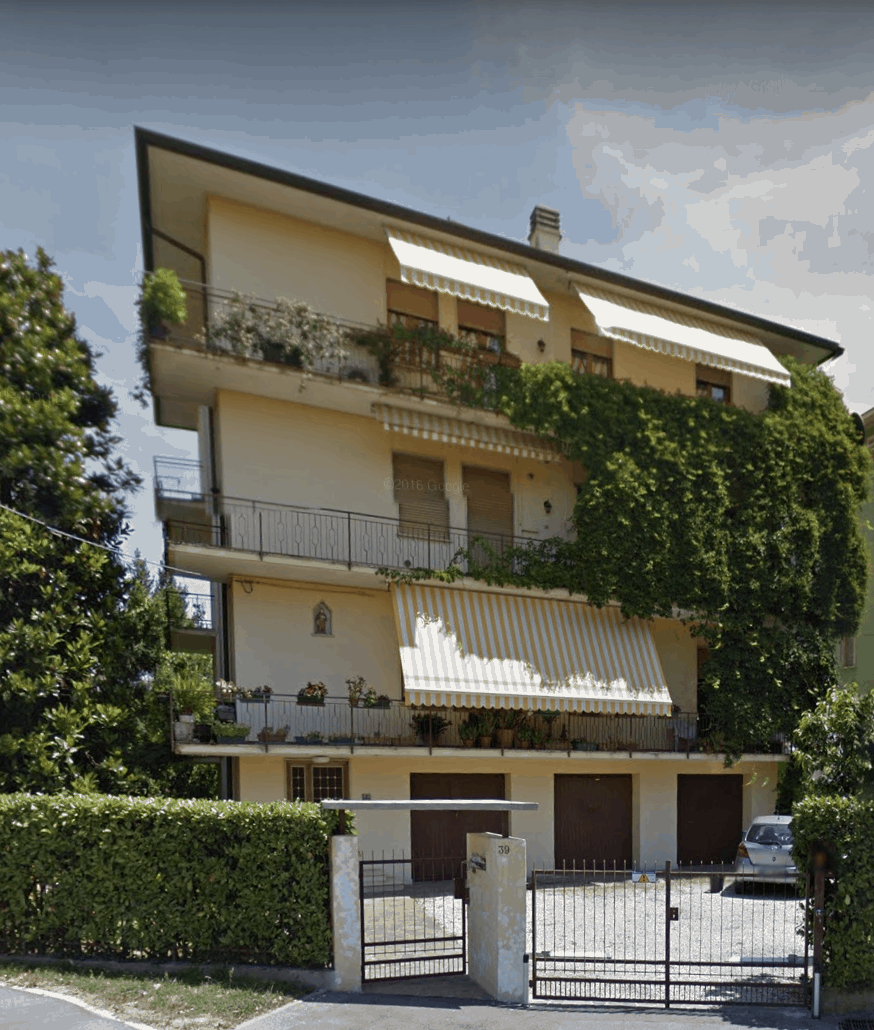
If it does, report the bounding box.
[575,285,791,387]
[392,583,673,715]
[387,228,549,321]
[373,403,559,462]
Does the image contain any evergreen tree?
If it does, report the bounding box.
[0,247,216,796]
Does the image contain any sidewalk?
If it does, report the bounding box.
[0,984,148,1028]
[236,980,854,1030]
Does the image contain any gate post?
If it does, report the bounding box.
[467,831,528,1005]
[330,834,362,992]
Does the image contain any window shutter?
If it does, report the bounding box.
[457,300,504,336]
[386,280,439,322]
[464,467,513,544]
[393,454,449,541]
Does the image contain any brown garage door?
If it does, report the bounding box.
[554,774,632,868]
[410,773,507,880]
[677,774,743,865]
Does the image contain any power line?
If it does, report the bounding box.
[0,501,206,581]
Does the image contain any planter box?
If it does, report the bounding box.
[297,698,325,706]
[216,734,248,744]
[257,730,288,743]
[328,737,353,746]
[365,700,391,710]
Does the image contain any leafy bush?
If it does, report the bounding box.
[141,268,188,326]
[793,794,874,988]
[0,794,341,966]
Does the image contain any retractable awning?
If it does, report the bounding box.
[575,285,791,387]
[387,228,549,321]
[392,584,673,715]
[373,403,559,462]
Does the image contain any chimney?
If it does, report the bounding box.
[528,206,561,253]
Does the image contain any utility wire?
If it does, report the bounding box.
[0,501,207,581]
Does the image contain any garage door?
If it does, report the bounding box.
[554,774,632,868]
[677,774,743,865]
[410,773,507,880]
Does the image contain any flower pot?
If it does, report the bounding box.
[496,729,514,749]
[517,739,531,749]
[173,720,193,743]
[478,735,493,748]
[218,734,249,744]
[297,698,325,706]
[461,738,476,748]
[215,703,237,723]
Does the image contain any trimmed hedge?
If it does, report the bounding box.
[793,795,874,989]
[0,794,341,966]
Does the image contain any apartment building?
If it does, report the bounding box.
[136,127,841,871]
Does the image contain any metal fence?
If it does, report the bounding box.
[531,863,811,1007]
[360,855,467,982]
[179,695,702,753]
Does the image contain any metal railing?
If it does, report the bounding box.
[175,696,703,753]
[148,279,521,397]
[163,492,560,573]
[154,456,204,501]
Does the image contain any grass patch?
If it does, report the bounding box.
[0,961,312,1029]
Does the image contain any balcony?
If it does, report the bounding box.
[174,695,707,756]
[167,590,216,654]
[154,456,212,529]
[147,280,522,412]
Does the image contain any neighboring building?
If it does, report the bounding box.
[136,127,842,871]
[838,407,874,694]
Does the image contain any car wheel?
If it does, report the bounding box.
[734,880,747,895]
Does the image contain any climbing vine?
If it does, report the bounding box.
[398,354,871,757]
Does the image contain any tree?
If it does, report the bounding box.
[0,247,215,796]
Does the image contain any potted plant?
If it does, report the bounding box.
[411,712,449,745]
[539,710,562,739]
[140,267,188,338]
[364,686,391,709]
[251,685,273,701]
[328,734,353,745]
[459,717,479,748]
[516,723,535,749]
[297,682,327,705]
[476,711,497,748]
[346,675,367,707]
[214,722,251,744]
[496,710,520,749]
[257,725,288,743]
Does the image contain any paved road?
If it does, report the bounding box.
[0,986,146,1029]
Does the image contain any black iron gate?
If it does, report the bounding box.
[359,855,467,983]
[531,863,812,1006]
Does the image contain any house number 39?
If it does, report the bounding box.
[498,845,511,855]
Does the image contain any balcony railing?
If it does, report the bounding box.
[155,456,205,501]
[175,695,710,754]
[150,279,521,398]
[163,492,562,574]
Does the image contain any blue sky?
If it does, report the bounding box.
[2,1,873,568]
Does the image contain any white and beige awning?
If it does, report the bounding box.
[392,583,673,715]
[575,285,791,387]
[373,403,559,462]
[387,228,549,321]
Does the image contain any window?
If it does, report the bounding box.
[464,466,513,560]
[457,299,504,353]
[287,762,346,803]
[393,453,450,542]
[696,365,731,404]
[386,280,439,332]
[571,331,613,378]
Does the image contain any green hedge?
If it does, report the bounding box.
[793,795,874,989]
[0,794,341,966]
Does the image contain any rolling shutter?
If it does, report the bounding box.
[393,453,449,541]
[464,467,513,543]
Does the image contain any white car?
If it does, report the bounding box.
[733,815,798,891]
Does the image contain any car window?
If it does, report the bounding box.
[747,823,793,845]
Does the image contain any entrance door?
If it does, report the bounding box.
[410,773,507,880]
[677,774,742,865]
[554,774,632,868]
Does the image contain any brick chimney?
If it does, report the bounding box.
[528,206,561,253]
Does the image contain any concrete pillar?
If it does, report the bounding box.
[329,834,361,992]
[467,831,528,1005]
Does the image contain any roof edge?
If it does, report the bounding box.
[133,127,843,360]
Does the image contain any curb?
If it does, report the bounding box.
[0,982,159,1029]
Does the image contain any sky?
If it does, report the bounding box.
[2,0,873,571]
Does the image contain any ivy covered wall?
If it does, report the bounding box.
[425,355,871,756]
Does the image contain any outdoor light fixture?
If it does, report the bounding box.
[543,500,553,515]
[537,339,546,353]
